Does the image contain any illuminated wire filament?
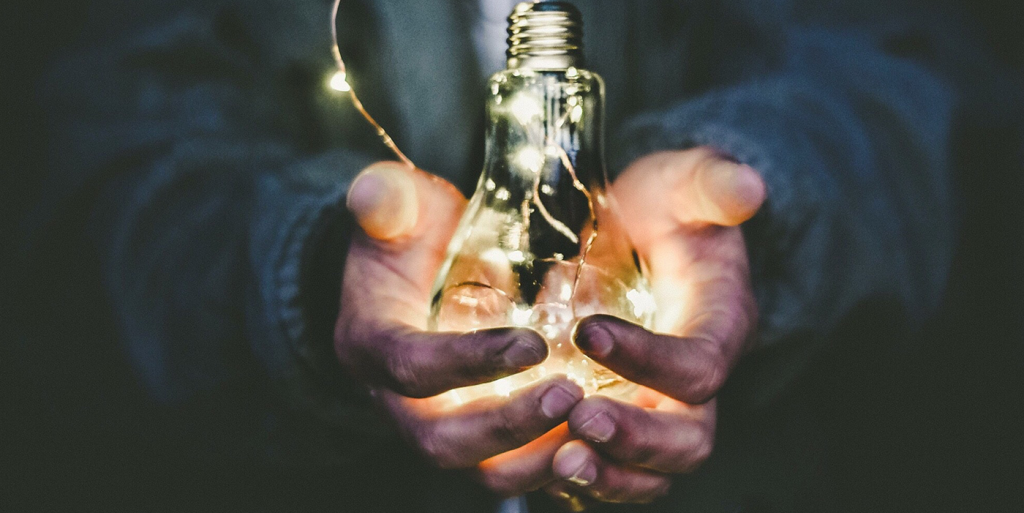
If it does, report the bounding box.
[330,0,413,168]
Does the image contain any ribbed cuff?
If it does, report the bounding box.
[610,80,849,409]
[249,149,394,456]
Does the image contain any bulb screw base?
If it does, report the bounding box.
[506,1,584,70]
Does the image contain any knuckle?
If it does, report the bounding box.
[613,445,642,467]
[414,425,461,469]
[691,436,714,467]
[569,397,611,428]
[462,333,507,377]
[640,481,673,504]
[385,344,428,397]
[335,335,380,385]
[682,433,714,472]
[494,407,533,448]
[476,468,524,497]
[598,484,634,504]
[599,418,647,463]
[632,334,661,375]
[664,423,715,473]
[686,344,727,403]
[619,436,658,464]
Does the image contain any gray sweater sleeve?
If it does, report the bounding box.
[41,0,968,457]
[41,2,396,462]
[612,12,957,407]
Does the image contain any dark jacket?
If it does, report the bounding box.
[25,0,1007,510]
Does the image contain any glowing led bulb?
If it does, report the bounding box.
[570,104,584,123]
[515,147,546,175]
[626,288,657,318]
[510,94,544,124]
[511,306,533,326]
[328,71,351,92]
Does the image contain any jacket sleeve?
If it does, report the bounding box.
[611,0,962,408]
[40,0,397,463]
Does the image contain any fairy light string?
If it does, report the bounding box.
[330,0,414,168]
[528,115,598,318]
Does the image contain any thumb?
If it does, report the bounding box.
[341,161,467,321]
[685,154,766,227]
[615,150,766,230]
[347,161,420,240]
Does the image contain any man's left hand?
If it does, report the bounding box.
[548,148,766,509]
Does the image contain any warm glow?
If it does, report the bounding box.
[329,71,351,92]
[515,147,546,174]
[494,380,514,397]
[570,105,584,123]
[511,306,533,326]
[560,283,573,301]
[627,288,657,318]
[510,94,543,125]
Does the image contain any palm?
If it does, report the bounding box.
[336,150,766,509]
[536,148,765,509]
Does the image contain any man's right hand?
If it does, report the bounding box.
[334,162,584,477]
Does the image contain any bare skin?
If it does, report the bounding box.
[335,148,766,509]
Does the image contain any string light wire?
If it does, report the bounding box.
[515,93,599,317]
[330,0,414,168]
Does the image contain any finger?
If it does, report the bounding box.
[641,225,758,348]
[338,164,535,398]
[615,149,766,230]
[379,377,584,469]
[686,153,766,226]
[568,396,714,473]
[473,424,572,496]
[573,315,729,404]
[338,325,548,398]
[341,162,466,323]
[347,161,420,240]
[347,160,466,248]
[552,441,672,504]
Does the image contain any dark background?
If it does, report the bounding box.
[2,0,1022,511]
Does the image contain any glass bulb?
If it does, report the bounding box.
[428,2,654,404]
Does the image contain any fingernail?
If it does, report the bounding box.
[541,385,582,419]
[708,163,765,225]
[576,323,613,358]
[346,172,386,216]
[558,447,597,487]
[501,337,546,368]
[346,164,418,240]
[730,164,767,210]
[577,412,616,443]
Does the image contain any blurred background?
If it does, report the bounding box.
[2,0,1021,511]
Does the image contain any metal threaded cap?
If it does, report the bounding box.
[506,1,584,70]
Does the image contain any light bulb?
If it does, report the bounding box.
[328,71,351,92]
[428,2,654,404]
